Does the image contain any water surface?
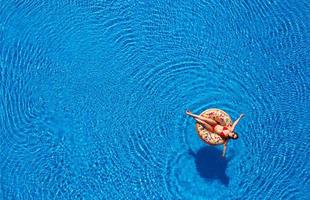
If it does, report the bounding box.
[0,0,309,199]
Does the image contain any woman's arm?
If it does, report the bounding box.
[222,141,228,157]
[231,113,244,131]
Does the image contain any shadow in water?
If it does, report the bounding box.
[189,146,230,186]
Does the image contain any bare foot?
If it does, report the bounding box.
[186,110,192,115]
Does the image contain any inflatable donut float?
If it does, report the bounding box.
[195,108,233,145]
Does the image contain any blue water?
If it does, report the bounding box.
[0,0,309,199]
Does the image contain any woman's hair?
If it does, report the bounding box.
[231,132,239,140]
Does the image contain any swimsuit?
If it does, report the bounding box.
[212,125,228,138]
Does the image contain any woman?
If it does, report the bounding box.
[186,110,244,157]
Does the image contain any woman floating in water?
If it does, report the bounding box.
[186,109,244,157]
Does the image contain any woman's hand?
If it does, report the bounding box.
[231,113,244,131]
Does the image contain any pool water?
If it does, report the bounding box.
[0,0,309,199]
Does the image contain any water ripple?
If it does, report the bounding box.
[0,0,309,199]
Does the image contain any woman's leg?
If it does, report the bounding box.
[194,118,214,132]
[186,111,218,125]
[203,118,218,126]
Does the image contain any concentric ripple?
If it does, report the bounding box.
[1,0,309,199]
